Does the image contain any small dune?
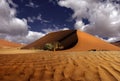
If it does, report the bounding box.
[0,39,23,49]
[0,51,120,81]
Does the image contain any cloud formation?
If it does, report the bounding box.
[58,0,120,42]
[5,31,45,44]
[0,0,44,44]
[0,0,28,36]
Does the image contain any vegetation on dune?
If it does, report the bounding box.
[43,42,64,51]
[43,43,54,51]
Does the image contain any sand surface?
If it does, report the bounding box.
[0,51,120,81]
[0,49,42,54]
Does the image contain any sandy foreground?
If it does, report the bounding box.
[0,51,120,81]
[0,49,42,54]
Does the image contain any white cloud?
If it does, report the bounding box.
[27,14,49,23]
[0,0,28,36]
[0,0,45,44]
[107,37,120,42]
[58,0,120,42]
[37,14,42,21]
[5,31,45,44]
[25,31,45,43]
[27,17,34,23]
[75,20,85,30]
[25,0,39,8]
[42,27,69,34]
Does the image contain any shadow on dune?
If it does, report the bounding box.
[22,30,78,50]
[22,30,120,51]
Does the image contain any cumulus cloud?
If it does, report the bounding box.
[5,31,45,44]
[0,0,28,36]
[58,0,120,42]
[0,0,44,44]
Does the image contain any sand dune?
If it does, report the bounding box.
[22,30,120,51]
[0,51,120,81]
[22,30,77,50]
[0,39,22,49]
[68,30,120,51]
[0,30,119,81]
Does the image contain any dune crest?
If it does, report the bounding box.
[22,30,120,51]
[69,30,120,51]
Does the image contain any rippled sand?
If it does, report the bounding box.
[0,51,120,81]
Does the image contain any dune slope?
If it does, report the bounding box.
[111,41,120,47]
[22,30,78,50]
[0,39,22,48]
[69,30,120,51]
[22,30,120,51]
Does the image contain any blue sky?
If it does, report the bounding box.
[0,0,120,44]
[14,0,75,32]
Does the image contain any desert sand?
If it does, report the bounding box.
[0,49,42,54]
[0,30,120,81]
[0,51,120,81]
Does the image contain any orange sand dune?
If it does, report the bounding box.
[69,30,120,51]
[0,39,22,48]
[22,30,77,50]
[0,51,120,81]
[22,30,120,51]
